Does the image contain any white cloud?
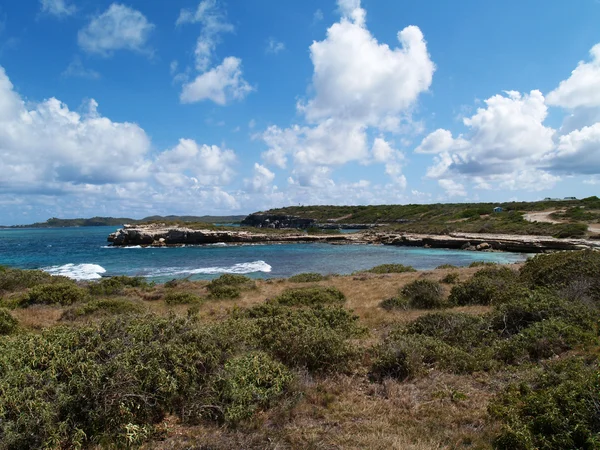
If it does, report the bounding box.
[439,179,466,197]
[414,129,456,154]
[0,67,151,192]
[547,44,600,109]
[62,57,100,79]
[371,138,407,186]
[245,163,276,193]
[176,1,252,105]
[180,57,253,105]
[266,38,285,55]
[548,123,600,174]
[176,0,234,72]
[153,138,236,187]
[313,9,324,24]
[40,0,76,17]
[261,0,434,190]
[78,4,154,56]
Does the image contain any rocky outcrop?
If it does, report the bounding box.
[108,224,352,246]
[240,214,316,229]
[108,224,600,252]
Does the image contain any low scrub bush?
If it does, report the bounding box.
[217,351,293,424]
[88,276,151,296]
[164,292,204,306]
[469,261,498,268]
[207,274,256,300]
[449,267,527,306]
[441,272,460,284]
[519,250,600,299]
[490,357,600,449]
[404,312,492,349]
[553,222,588,238]
[250,305,363,372]
[288,273,327,283]
[493,318,597,365]
[60,299,145,321]
[400,279,445,309]
[436,264,458,269]
[273,286,345,307]
[361,264,417,274]
[0,267,72,293]
[380,296,410,311]
[24,283,88,306]
[0,308,18,335]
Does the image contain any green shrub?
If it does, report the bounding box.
[441,272,460,284]
[24,283,88,306]
[60,299,145,321]
[490,357,600,449]
[553,222,588,238]
[519,250,600,299]
[380,296,411,311]
[0,267,72,293]
[0,308,18,335]
[207,274,256,300]
[164,292,204,306]
[449,267,527,306]
[371,334,482,380]
[404,312,492,349]
[469,261,497,268]
[88,276,151,296]
[273,286,345,307]
[487,290,599,338]
[250,305,363,372]
[288,273,327,283]
[361,264,417,274]
[493,318,597,365]
[401,279,445,309]
[217,351,293,424]
[436,264,458,269]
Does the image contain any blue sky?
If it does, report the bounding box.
[1,0,600,224]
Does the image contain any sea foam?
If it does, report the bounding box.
[149,260,272,277]
[43,263,107,280]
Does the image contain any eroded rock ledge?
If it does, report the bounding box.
[108,224,599,253]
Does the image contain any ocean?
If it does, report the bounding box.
[0,226,529,281]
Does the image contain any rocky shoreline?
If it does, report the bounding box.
[107,224,600,253]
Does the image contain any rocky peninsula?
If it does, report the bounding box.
[107,224,600,253]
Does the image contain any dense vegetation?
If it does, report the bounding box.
[257,197,600,236]
[0,250,599,448]
[4,215,246,228]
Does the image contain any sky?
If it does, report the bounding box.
[1,0,600,224]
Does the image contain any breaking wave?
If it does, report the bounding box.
[43,263,107,280]
[147,260,272,277]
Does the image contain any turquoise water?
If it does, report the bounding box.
[0,226,528,281]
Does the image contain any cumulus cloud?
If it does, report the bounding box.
[62,57,100,79]
[438,179,466,197]
[261,0,434,190]
[40,0,76,17]
[266,38,285,54]
[78,4,154,56]
[244,163,276,193]
[153,138,236,187]
[180,57,253,105]
[177,0,252,105]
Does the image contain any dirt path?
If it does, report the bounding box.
[524,210,600,233]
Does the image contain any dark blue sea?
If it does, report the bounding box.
[0,226,528,281]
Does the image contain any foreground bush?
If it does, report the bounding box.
[207,274,256,300]
[24,283,88,306]
[441,272,460,284]
[552,222,588,238]
[405,312,492,349]
[490,357,600,449]
[519,250,600,299]
[0,314,294,448]
[88,276,151,296]
[449,267,526,306]
[245,304,364,372]
[380,296,410,311]
[273,286,345,307]
[361,264,416,274]
[164,292,204,306]
[400,279,445,309]
[288,273,327,283]
[0,308,18,335]
[60,299,145,321]
[217,351,293,423]
[0,267,71,293]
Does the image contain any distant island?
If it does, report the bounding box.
[2,215,247,229]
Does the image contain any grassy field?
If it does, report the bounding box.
[253,197,600,238]
[0,252,599,449]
